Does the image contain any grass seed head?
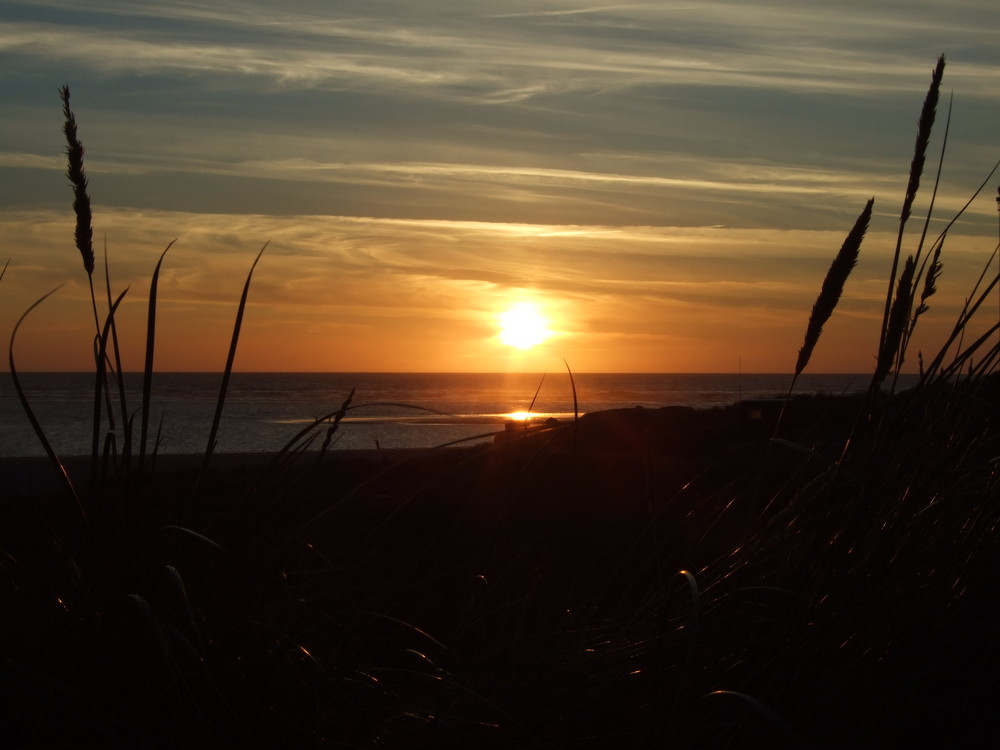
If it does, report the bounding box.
[59,85,95,276]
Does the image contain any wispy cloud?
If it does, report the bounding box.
[4,3,997,101]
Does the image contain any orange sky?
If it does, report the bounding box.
[5,211,996,374]
[2,3,999,373]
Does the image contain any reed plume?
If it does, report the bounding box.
[59,85,102,342]
[59,85,94,276]
[902,56,945,226]
[877,56,945,359]
[793,198,873,383]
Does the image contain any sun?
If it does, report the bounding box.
[498,303,551,349]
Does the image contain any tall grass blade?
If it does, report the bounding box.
[101,243,132,468]
[9,286,86,523]
[563,359,578,423]
[920,159,1000,259]
[140,242,175,470]
[940,319,1000,379]
[318,388,355,458]
[794,198,872,383]
[916,162,1000,381]
[91,289,128,487]
[874,255,916,388]
[201,243,267,473]
[527,373,546,416]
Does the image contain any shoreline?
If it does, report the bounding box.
[0,394,860,500]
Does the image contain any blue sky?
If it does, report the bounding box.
[1,0,998,372]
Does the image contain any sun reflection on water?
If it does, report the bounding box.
[506,410,534,421]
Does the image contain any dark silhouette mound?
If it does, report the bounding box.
[4,387,1000,748]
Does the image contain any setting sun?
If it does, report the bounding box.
[498,303,551,349]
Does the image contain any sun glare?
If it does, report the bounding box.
[507,410,533,421]
[498,303,551,349]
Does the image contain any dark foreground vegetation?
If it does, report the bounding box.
[5,57,1000,748]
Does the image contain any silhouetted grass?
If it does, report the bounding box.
[793,197,872,384]
[4,62,1000,749]
[875,54,945,385]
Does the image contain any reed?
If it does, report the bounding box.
[877,55,945,354]
[792,197,872,385]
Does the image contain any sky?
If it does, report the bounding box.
[1,0,999,373]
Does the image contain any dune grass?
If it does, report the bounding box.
[4,62,1000,747]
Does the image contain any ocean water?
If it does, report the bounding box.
[0,371,903,457]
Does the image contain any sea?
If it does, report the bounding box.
[0,372,908,458]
